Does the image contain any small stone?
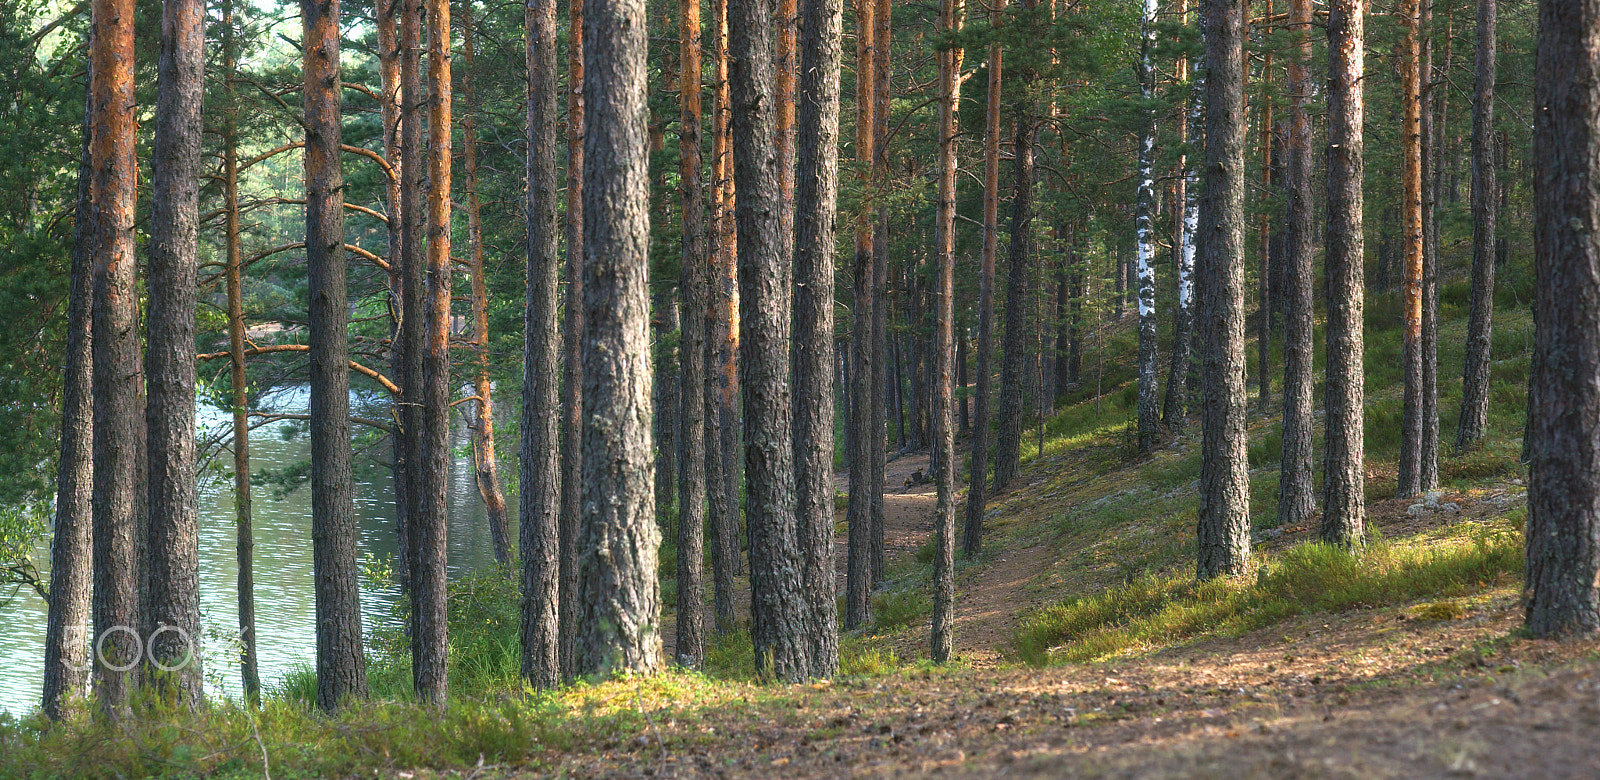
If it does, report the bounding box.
[1425,490,1444,508]
[1442,502,1461,513]
[1407,504,1431,517]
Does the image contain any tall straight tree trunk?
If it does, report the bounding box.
[1164,0,1196,432]
[964,8,999,554]
[577,0,662,674]
[1396,0,1426,498]
[1321,0,1366,546]
[792,0,843,676]
[377,0,409,602]
[994,112,1036,492]
[1196,0,1251,579]
[1457,0,1496,450]
[42,89,96,721]
[559,0,585,677]
[1256,45,1273,410]
[1277,0,1315,529]
[413,0,453,705]
[461,2,511,564]
[842,0,876,631]
[730,0,809,680]
[398,0,424,606]
[1526,0,1600,637]
[930,0,963,664]
[146,0,206,706]
[1134,0,1161,455]
[1420,0,1445,491]
[867,0,890,588]
[303,0,368,711]
[675,0,708,668]
[776,0,797,256]
[708,0,742,632]
[521,0,563,690]
[89,0,141,716]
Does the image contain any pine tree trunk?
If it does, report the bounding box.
[577,0,663,674]
[1195,0,1251,580]
[42,90,95,721]
[377,0,409,603]
[1134,0,1161,455]
[1457,0,1496,450]
[867,0,891,590]
[1278,0,1315,529]
[1397,0,1426,498]
[559,0,586,678]
[398,0,424,611]
[521,0,563,690]
[793,0,843,675]
[460,3,511,565]
[931,0,963,664]
[304,0,368,710]
[842,0,876,631]
[1419,0,1442,492]
[1164,5,1196,432]
[89,0,141,716]
[965,18,1000,553]
[1526,0,1600,637]
[994,113,1036,492]
[1256,48,1273,410]
[413,0,453,705]
[1321,0,1365,546]
[708,0,742,632]
[675,0,708,668]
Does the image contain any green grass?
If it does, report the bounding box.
[1014,515,1524,666]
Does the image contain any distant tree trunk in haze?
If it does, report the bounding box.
[1164,0,1196,432]
[521,0,563,690]
[963,0,1003,558]
[994,112,1036,492]
[303,0,368,711]
[1195,0,1251,579]
[708,0,742,633]
[90,0,141,716]
[931,0,963,664]
[792,0,843,676]
[1396,0,1425,498]
[1134,0,1160,455]
[1277,0,1315,530]
[1457,0,1496,451]
[559,0,585,677]
[730,0,810,680]
[843,0,876,631]
[1525,0,1600,637]
[577,0,663,676]
[42,94,95,721]
[867,0,890,588]
[1321,0,1366,547]
[460,3,510,565]
[146,0,206,706]
[675,0,708,668]
[413,0,453,705]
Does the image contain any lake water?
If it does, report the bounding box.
[0,386,507,715]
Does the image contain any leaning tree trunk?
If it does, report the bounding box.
[730,0,810,681]
[413,0,453,705]
[930,0,963,664]
[303,0,368,711]
[792,0,844,676]
[1525,0,1600,638]
[559,0,585,679]
[1133,0,1161,455]
[842,0,876,631]
[1396,0,1425,499]
[1278,0,1315,529]
[675,0,708,669]
[89,0,142,716]
[576,0,662,676]
[1195,0,1251,580]
[1321,0,1366,547]
[1457,0,1496,451]
[963,0,1003,558]
[521,0,563,690]
[42,89,96,721]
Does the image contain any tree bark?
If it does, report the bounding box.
[89,0,141,716]
[1526,0,1600,637]
[793,0,843,676]
[1321,0,1365,546]
[1164,1,1196,432]
[867,0,890,589]
[1420,0,1443,492]
[398,0,424,607]
[461,1,511,565]
[559,0,586,678]
[577,0,662,675]
[1457,0,1496,451]
[376,0,409,605]
[1196,0,1251,579]
[675,0,708,669]
[931,0,963,664]
[1256,45,1273,410]
[1397,0,1426,498]
[964,10,999,554]
[1134,0,1161,455]
[994,112,1036,493]
[521,0,563,690]
[707,0,742,633]
[842,0,876,631]
[1277,0,1315,529]
[413,0,453,705]
[304,0,368,711]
